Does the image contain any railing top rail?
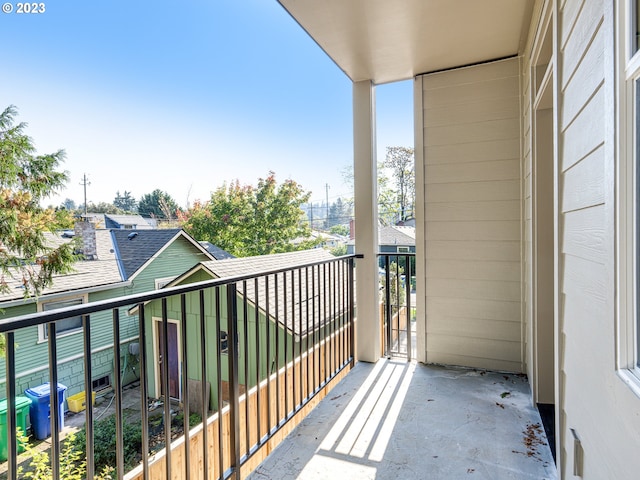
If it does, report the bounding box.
[0,254,357,333]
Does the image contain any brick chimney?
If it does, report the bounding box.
[74,220,97,260]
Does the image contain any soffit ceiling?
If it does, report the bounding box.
[277,0,535,84]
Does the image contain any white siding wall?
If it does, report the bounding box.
[554,0,640,478]
[419,57,523,372]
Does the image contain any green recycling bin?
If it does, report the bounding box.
[0,396,31,461]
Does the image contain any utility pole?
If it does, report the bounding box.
[80,174,91,217]
[325,183,330,228]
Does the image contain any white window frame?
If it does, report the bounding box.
[617,0,640,393]
[155,277,176,290]
[38,294,87,342]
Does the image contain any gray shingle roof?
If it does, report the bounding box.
[199,241,235,260]
[347,225,415,246]
[110,229,182,280]
[105,214,154,230]
[0,230,123,303]
[197,249,349,337]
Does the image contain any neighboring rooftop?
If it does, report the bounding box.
[104,214,155,230]
[347,225,416,246]
[0,229,122,304]
[111,229,211,280]
[172,249,345,337]
[0,227,212,306]
[199,241,235,260]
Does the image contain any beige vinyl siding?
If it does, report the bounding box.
[555,0,640,478]
[420,57,523,372]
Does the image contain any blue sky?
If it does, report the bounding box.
[1,0,412,209]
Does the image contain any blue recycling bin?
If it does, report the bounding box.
[24,382,66,440]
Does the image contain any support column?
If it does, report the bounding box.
[353,80,380,363]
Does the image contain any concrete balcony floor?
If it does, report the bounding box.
[249,359,557,480]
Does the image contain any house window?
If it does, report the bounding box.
[618,1,640,384]
[39,297,84,340]
[220,331,229,354]
[397,247,410,253]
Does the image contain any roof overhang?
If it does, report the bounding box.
[277,0,535,84]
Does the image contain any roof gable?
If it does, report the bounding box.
[111,229,214,281]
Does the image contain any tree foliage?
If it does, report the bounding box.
[383,146,415,222]
[0,105,76,298]
[341,145,415,225]
[113,190,137,212]
[181,172,318,257]
[138,189,179,219]
[79,202,124,215]
[326,197,351,228]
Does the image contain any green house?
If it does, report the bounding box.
[0,222,215,405]
[141,248,348,410]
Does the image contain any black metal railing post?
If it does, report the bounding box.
[82,313,94,480]
[48,322,60,480]
[5,332,17,480]
[405,255,412,361]
[198,290,209,478]
[227,283,241,477]
[138,303,150,480]
[349,257,356,366]
[180,294,191,480]
[161,298,172,476]
[384,255,392,357]
[113,309,124,479]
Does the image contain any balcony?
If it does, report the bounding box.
[248,359,556,479]
[0,253,556,479]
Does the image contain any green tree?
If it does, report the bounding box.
[79,202,124,214]
[113,190,137,212]
[383,146,415,222]
[0,105,76,298]
[138,189,179,219]
[326,197,351,228]
[61,197,76,210]
[329,224,349,236]
[341,161,400,226]
[182,172,318,257]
